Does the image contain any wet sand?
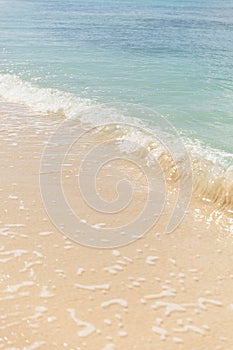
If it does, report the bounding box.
[1,99,233,350]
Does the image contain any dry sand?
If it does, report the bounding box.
[1,99,233,350]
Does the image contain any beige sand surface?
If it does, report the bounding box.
[1,99,233,350]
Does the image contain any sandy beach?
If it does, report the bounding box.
[1,98,233,350]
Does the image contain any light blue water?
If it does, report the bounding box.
[0,0,232,156]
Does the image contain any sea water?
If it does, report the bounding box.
[0,0,232,165]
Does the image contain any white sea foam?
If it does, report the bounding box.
[146,255,159,265]
[0,249,27,257]
[145,287,176,300]
[40,286,55,298]
[67,308,96,337]
[102,344,115,350]
[4,281,34,293]
[24,341,46,350]
[0,74,93,118]
[75,283,110,291]
[152,301,186,316]
[152,325,168,340]
[173,324,205,335]
[101,298,128,308]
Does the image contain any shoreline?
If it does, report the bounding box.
[1,99,233,349]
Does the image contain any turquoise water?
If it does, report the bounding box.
[0,0,232,157]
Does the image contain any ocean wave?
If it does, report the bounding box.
[116,128,233,214]
[0,74,232,216]
[0,74,94,118]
